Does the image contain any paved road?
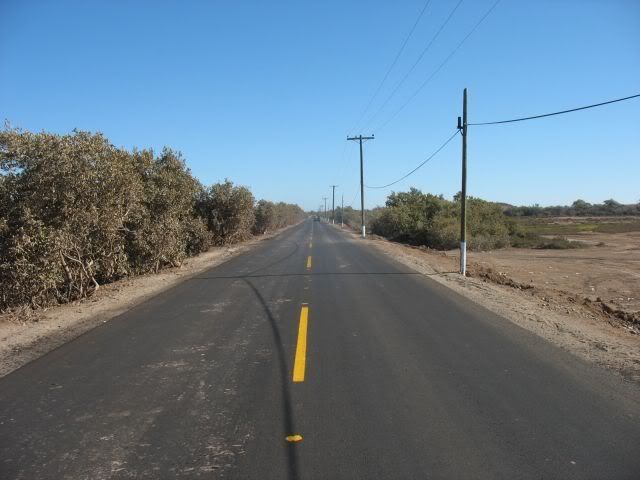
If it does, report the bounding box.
[1,219,639,479]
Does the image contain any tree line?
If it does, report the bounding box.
[0,128,304,310]
[503,199,640,217]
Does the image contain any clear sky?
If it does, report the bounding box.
[1,0,638,211]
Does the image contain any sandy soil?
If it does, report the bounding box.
[337,226,640,383]
[0,225,298,378]
[473,231,640,318]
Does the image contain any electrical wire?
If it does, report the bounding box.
[365,130,459,189]
[374,0,501,133]
[362,0,464,131]
[468,93,640,126]
[348,0,432,136]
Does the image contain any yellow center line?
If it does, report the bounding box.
[292,304,309,382]
[306,255,312,269]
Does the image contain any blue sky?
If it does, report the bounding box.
[1,0,638,210]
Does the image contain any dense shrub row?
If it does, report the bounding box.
[0,128,303,310]
[329,206,383,231]
[370,188,512,251]
[253,200,305,234]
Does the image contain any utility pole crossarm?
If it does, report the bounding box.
[346,135,375,141]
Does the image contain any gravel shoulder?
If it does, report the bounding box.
[0,225,299,378]
[335,225,640,383]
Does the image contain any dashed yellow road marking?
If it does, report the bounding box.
[306,255,312,269]
[285,434,303,442]
[292,304,309,382]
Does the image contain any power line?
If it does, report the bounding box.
[348,0,433,135]
[468,93,640,126]
[374,0,501,133]
[362,0,464,131]
[366,130,459,189]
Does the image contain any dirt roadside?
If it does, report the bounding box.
[336,225,640,383]
[0,224,300,378]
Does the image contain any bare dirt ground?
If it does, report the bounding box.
[338,225,640,383]
[0,225,298,378]
[472,231,640,322]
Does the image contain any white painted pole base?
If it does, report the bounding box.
[362,226,366,238]
[460,241,467,276]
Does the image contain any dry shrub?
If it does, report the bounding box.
[124,148,210,273]
[198,180,255,246]
[0,129,209,309]
[253,200,305,234]
[0,127,305,311]
[0,129,145,307]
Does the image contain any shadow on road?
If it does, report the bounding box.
[245,240,300,276]
[244,279,300,480]
[193,271,423,280]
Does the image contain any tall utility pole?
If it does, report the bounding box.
[330,185,337,224]
[341,195,344,227]
[347,134,374,238]
[457,88,468,276]
[323,197,328,221]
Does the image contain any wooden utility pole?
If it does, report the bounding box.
[330,185,338,224]
[323,197,328,221]
[458,88,468,276]
[347,134,374,238]
[341,195,344,227]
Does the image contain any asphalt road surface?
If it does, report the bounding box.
[1,219,639,479]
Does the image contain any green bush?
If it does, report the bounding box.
[334,205,384,232]
[371,188,513,251]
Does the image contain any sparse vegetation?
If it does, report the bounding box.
[509,232,586,249]
[513,218,640,235]
[0,127,303,311]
